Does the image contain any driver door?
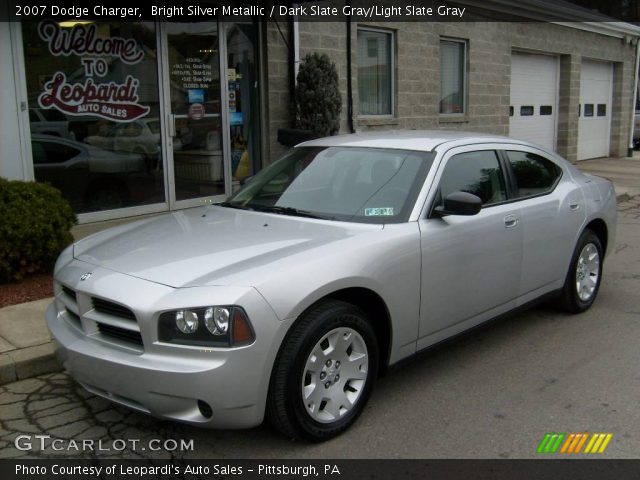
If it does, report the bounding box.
[417,146,523,346]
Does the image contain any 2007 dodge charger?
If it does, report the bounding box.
[47,131,617,441]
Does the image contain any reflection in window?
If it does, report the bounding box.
[597,104,607,117]
[22,21,165,214]
[439,151,506,205]
[520,106,534,116]
[440,39,466,114]
[358,29,393,116]
[584,104,594,117]
[506,151,561,198]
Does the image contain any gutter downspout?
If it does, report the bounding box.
[346,12,355,133]
[293,13,300,83]
[629,37,639,157]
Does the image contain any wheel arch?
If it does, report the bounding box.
[584,218,608,258]
[279,287,393,377]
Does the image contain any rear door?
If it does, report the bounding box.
[418,145,523,343]
[501,147,586,298]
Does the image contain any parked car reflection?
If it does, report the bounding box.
[32,134,162,213]
[85,118,185,170]
[29,108,76,140]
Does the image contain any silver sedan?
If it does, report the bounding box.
[46,131,617,441]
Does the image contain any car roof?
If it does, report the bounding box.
[297,130,535,152]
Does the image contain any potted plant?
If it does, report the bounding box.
[278,52,342,146]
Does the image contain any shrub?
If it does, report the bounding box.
[0,178,77,282]
[294,52,342,137]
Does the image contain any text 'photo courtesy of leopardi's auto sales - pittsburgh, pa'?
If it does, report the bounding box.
[1,0,640,479]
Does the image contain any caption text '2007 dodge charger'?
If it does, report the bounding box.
[47,131,616,441]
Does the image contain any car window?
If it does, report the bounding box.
[118,123,142,137]
[438,150,506,206]
[227,146,435,224]
[147,121,161,134]
[505,150,561,198]
[31,140,80,164]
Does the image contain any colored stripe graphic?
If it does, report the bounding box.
[539,433,613,454]
[537,433,565,453]
[585,433,613,453]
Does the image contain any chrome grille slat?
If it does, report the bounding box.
[61,285,77,301]
[92,297,137,321]
[96,323,144,347]
[84,310,141,332]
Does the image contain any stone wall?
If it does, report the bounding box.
[264,20,637,163]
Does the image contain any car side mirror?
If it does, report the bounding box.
[434,191,482,216]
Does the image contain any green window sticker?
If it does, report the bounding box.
[364,207,394,216]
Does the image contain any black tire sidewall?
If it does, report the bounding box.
[280,302,378,440]
[564,230,603,312]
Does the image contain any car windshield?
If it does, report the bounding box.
[223,146,435,223]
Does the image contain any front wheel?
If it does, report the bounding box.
[267,300,378,441]
[558,229,603,313]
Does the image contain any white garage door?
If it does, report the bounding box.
[510,53,559,150]
[578,60,613,160]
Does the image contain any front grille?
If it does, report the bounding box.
[65,308,81,328]
[96,323,143,347]
[92,297,136,321]
[62,285,77,301]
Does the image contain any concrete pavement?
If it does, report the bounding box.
[0,299,58,385]
[0,153,638,386]
[577,152,640,200]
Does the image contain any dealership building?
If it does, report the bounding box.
[1,0,639,225]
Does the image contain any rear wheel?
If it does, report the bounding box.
[267,300,378,441]
[558,229,603,313]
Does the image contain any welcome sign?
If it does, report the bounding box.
[36,20,150,122]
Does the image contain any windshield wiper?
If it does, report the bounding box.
[248,205,333,220]
[216,201,251,210]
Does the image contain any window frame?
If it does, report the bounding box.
[428,149,509,217]
[424,145,565,219]
[356,26,396,119]
[499,149,563,201]
[439,37,468,116]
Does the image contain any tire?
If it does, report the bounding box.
[267,300,378,441]
[558,229,603,313]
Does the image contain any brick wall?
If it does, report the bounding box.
[264,20,637,164]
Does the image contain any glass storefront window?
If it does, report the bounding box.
[22,21,165,213]
[227,22,260,183]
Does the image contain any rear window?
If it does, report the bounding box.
[505,151,562,198]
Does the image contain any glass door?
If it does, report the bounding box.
[161,22,230,208]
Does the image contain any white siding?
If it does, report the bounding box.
[509,52,559,151]
[578,60,613,160]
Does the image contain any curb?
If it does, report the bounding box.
[0,341,62,386]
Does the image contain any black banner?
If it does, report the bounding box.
[3,0,640,22]
[2,459,640,480]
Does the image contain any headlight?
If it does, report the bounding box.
[158,306,254,347]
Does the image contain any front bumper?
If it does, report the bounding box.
[46,260,288,429]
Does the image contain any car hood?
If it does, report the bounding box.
[73,206,382,288]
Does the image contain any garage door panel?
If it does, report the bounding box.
[578,60,612,160]
[509,53,558,150]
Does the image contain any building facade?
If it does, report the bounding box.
[1,2,639,224]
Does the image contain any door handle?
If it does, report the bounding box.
[569,202,581,211]
[167,114,176,137]
[504,215,519,229]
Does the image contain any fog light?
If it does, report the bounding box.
[176,309,198,333]
[204,307,229,335]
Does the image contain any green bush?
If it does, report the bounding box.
[0,178,77,282]
[294,52,342,137]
